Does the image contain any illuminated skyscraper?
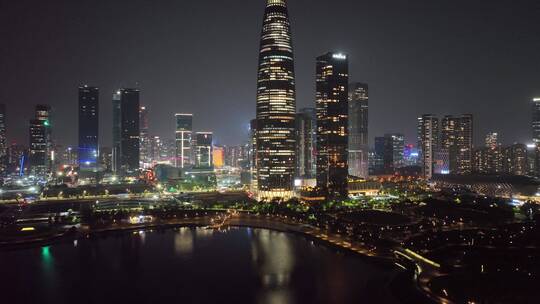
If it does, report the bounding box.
[175,114,193,168]
[112,91,121,173]
[139,106,151,167]
[316,52,349,198]
[255,0,296,200]
[295,108,316,179]
[29,119,46,174]
[0,104,6,175]
[195,132,213,168]
[441,114,473,174]
[78,85,99,171]
[532,98,540,143]
[418,114,439,179]
[29,105,51,174]
[119,88,140,173]
[348,82,368,178]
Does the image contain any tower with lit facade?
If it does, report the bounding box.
[195,132,213,168]
[316,52,349,198]
[29,105,51,175]
[112,91,121,173]
[255,0,296,200]
[78,85,99,171]
[532,98,540,143]
[175,114,193,168]
[139,106,150,167]
[418,114,439,179]
[441,114,473,174]
[348,82,368,178]
[295,108,316,179]
[0,104,6,175]
[119,88,140,173]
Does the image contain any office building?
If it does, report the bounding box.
[0,104,6,175]
[175,114,193,168]
[78,85,99,171]
[112,91,122,173]
[417,114,439,179]
[119,88,140,173]
[139,106,151,168]
[441,114,473,174]
[255,0,297,200]
[295,108,316,179]
[348,82,368,178]
[316,52,349,198]
[195,132,213,168]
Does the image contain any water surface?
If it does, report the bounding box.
[0,227,399,304]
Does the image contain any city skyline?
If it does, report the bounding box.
[2,0,539,148]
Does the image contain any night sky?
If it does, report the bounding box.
[1,0,539,148]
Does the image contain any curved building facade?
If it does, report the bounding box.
[256,0,296,200]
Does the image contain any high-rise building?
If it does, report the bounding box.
[295,108,316,179]
[7,143,27,175]
[348,82,368,178]
[532,98,540,143]
[175,114,193,168]
[78,85,99,171]
[99,147,113,172]
[502,144,528,175]
[195,132,213,168]
[441,114,473,174]
[139,106,151,168]
[29,119,47,174]
[255,0,297,200]
[119,88,140,173]
[213,146,225,169]
[375,133,405,174]
[473,132,503,174]
[0,104,6,175]
[29,105,51,175]
[417,114,439,179]
[316,52,349,198]
[112,91,122,173]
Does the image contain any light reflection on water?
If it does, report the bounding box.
[0,227,400,304]
[250,229,295,304]
[175,227,194,255]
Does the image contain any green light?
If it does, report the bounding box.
[41,246,51,259]
[44,120,50,127]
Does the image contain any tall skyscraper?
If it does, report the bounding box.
[175,114,193,168]
[119,88,140,173]
[295,108,316,179]
[255,0,296,200]
[441,114,473,174]
[112,91,122,173]
[532,98,540,143]
[195,132,213,168]
[348,82,368,178]
[418,114,439,179]
[375,134,404,174]
[502,144,528,175]
[316,52,349,198]
[0,104,6,175]
[473,132,502,174]
[78,85,99,171]
[29,119,46,174]
[29,105,51,175]
[139,106,151,167]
